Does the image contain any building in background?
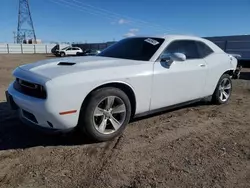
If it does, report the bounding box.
[23,39,42,44]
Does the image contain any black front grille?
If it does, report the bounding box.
[14,78,47,99]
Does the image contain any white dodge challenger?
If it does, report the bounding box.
[6,35,238,141]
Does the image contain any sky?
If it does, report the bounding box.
[0,0,250,43]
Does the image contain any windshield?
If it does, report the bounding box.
[98,37,164,61]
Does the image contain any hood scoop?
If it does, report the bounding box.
[57,62,76,66]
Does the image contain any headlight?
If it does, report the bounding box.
[14,78,47,99]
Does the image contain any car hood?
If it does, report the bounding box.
[17,56,148,80]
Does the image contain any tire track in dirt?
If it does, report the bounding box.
[87,107,250,188]
[75,135,124,188]
[79,103,227,187]
[81,89,250,188]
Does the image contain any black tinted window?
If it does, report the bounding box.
[98,37,164,61]
[163,40,200,59]
[196,41,214,57]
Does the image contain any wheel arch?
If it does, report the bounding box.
[80,81,137,119]
[212,73,232,104]
[212,69,234,94]
[223,69,234,76]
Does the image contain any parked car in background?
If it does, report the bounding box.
[6,35,239,142]
[76,49,101,56]
[53,46,83,57]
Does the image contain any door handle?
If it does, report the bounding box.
[199,64,206,67]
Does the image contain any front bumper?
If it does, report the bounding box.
[232,65,242,79]
[19,112,74,134]
[6,82,79,131]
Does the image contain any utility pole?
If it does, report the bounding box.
[17,0,37,44]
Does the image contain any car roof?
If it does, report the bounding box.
[130,34,207,41]
[128,34,224,53]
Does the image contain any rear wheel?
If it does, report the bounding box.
[79,87,131,142]
[212,74,232,104]
[60,52,66,57]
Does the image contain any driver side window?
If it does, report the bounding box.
[163,40,201,60]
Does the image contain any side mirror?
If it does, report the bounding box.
[172,53,186,61]
[160,52,186,63]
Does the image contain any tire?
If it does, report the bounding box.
[79,87,132,142]
[212,74,232,104]
[60,52,66,57]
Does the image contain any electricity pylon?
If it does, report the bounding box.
[17,0,37,43]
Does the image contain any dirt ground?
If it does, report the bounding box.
[0,54,249,188]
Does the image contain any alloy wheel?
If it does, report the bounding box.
[93,96,126,134]
[219,78,232,102]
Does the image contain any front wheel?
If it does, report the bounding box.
[212,74,232,104]
[79,87,132,142]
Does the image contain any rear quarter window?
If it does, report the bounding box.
[196,41,214,58]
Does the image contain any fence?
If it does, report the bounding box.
[212,41,250,60]
[0,43,69,54]
[204,35,250,60]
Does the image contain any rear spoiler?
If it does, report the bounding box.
[228,53,241,59]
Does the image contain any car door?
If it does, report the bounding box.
[65,47,73,55]
[195,41,217,96]
[150,40,208,110]
[72,47,81,55]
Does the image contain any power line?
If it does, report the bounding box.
[70,0,171,31]
[48,0,120,21]
[47,0,173,33]
[71,0,156,25]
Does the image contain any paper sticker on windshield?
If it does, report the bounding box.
[144,38,160,46]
